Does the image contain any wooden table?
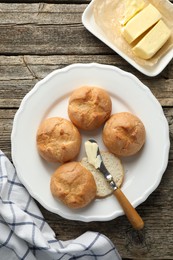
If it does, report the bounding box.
[0,1,173,259]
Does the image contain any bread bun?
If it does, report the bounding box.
[50,162,97,209]
[81,151,124,198]
[36,117,81,163]
[68,86,112,130]
[103,112,146,157]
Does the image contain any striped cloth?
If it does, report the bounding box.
[0,151,121,260]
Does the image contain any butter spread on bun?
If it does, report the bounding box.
[81,151,124,198]
[68,86,112,130]
[103,112,146,157]
[36,117,81,163]
[50,162,96,209]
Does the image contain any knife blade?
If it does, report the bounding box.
[85,139,144,230]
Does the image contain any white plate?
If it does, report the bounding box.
[11,63,170,222]
[82,1,173,77]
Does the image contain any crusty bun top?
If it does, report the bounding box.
[36,117,81,163]
[68,86,112,130]
[50,162,97,209]
[103,112,146,157]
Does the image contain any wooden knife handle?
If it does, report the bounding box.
[113,188,144,230]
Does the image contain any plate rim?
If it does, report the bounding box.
[11,63,170,222]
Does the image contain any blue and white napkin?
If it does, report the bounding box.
[0,151,121,260]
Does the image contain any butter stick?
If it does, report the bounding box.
[122,4,162,44]
[132,20,171,60]
[120,0,145,25]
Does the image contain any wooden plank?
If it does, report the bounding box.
[0,3,85,24]
[0,24,109,55]
[0,3,106,54]
[0,55,173,106]
[0,0,91,3]
[1,77,173,107]
[1,54,171,80]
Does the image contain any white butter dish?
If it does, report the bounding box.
[82,0,173,76]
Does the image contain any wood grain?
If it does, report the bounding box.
[0,3,109,55]
[0,1,173,259]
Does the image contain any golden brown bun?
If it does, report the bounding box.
[50,162,97,209]
[36,117,81,163]
[103,112,146,156]
[68,86,112,130]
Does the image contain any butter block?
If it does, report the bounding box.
[122,4,162,44]
[132,20,171,60]
[120,0,145,25]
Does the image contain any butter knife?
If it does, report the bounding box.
[85,139,144,230]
